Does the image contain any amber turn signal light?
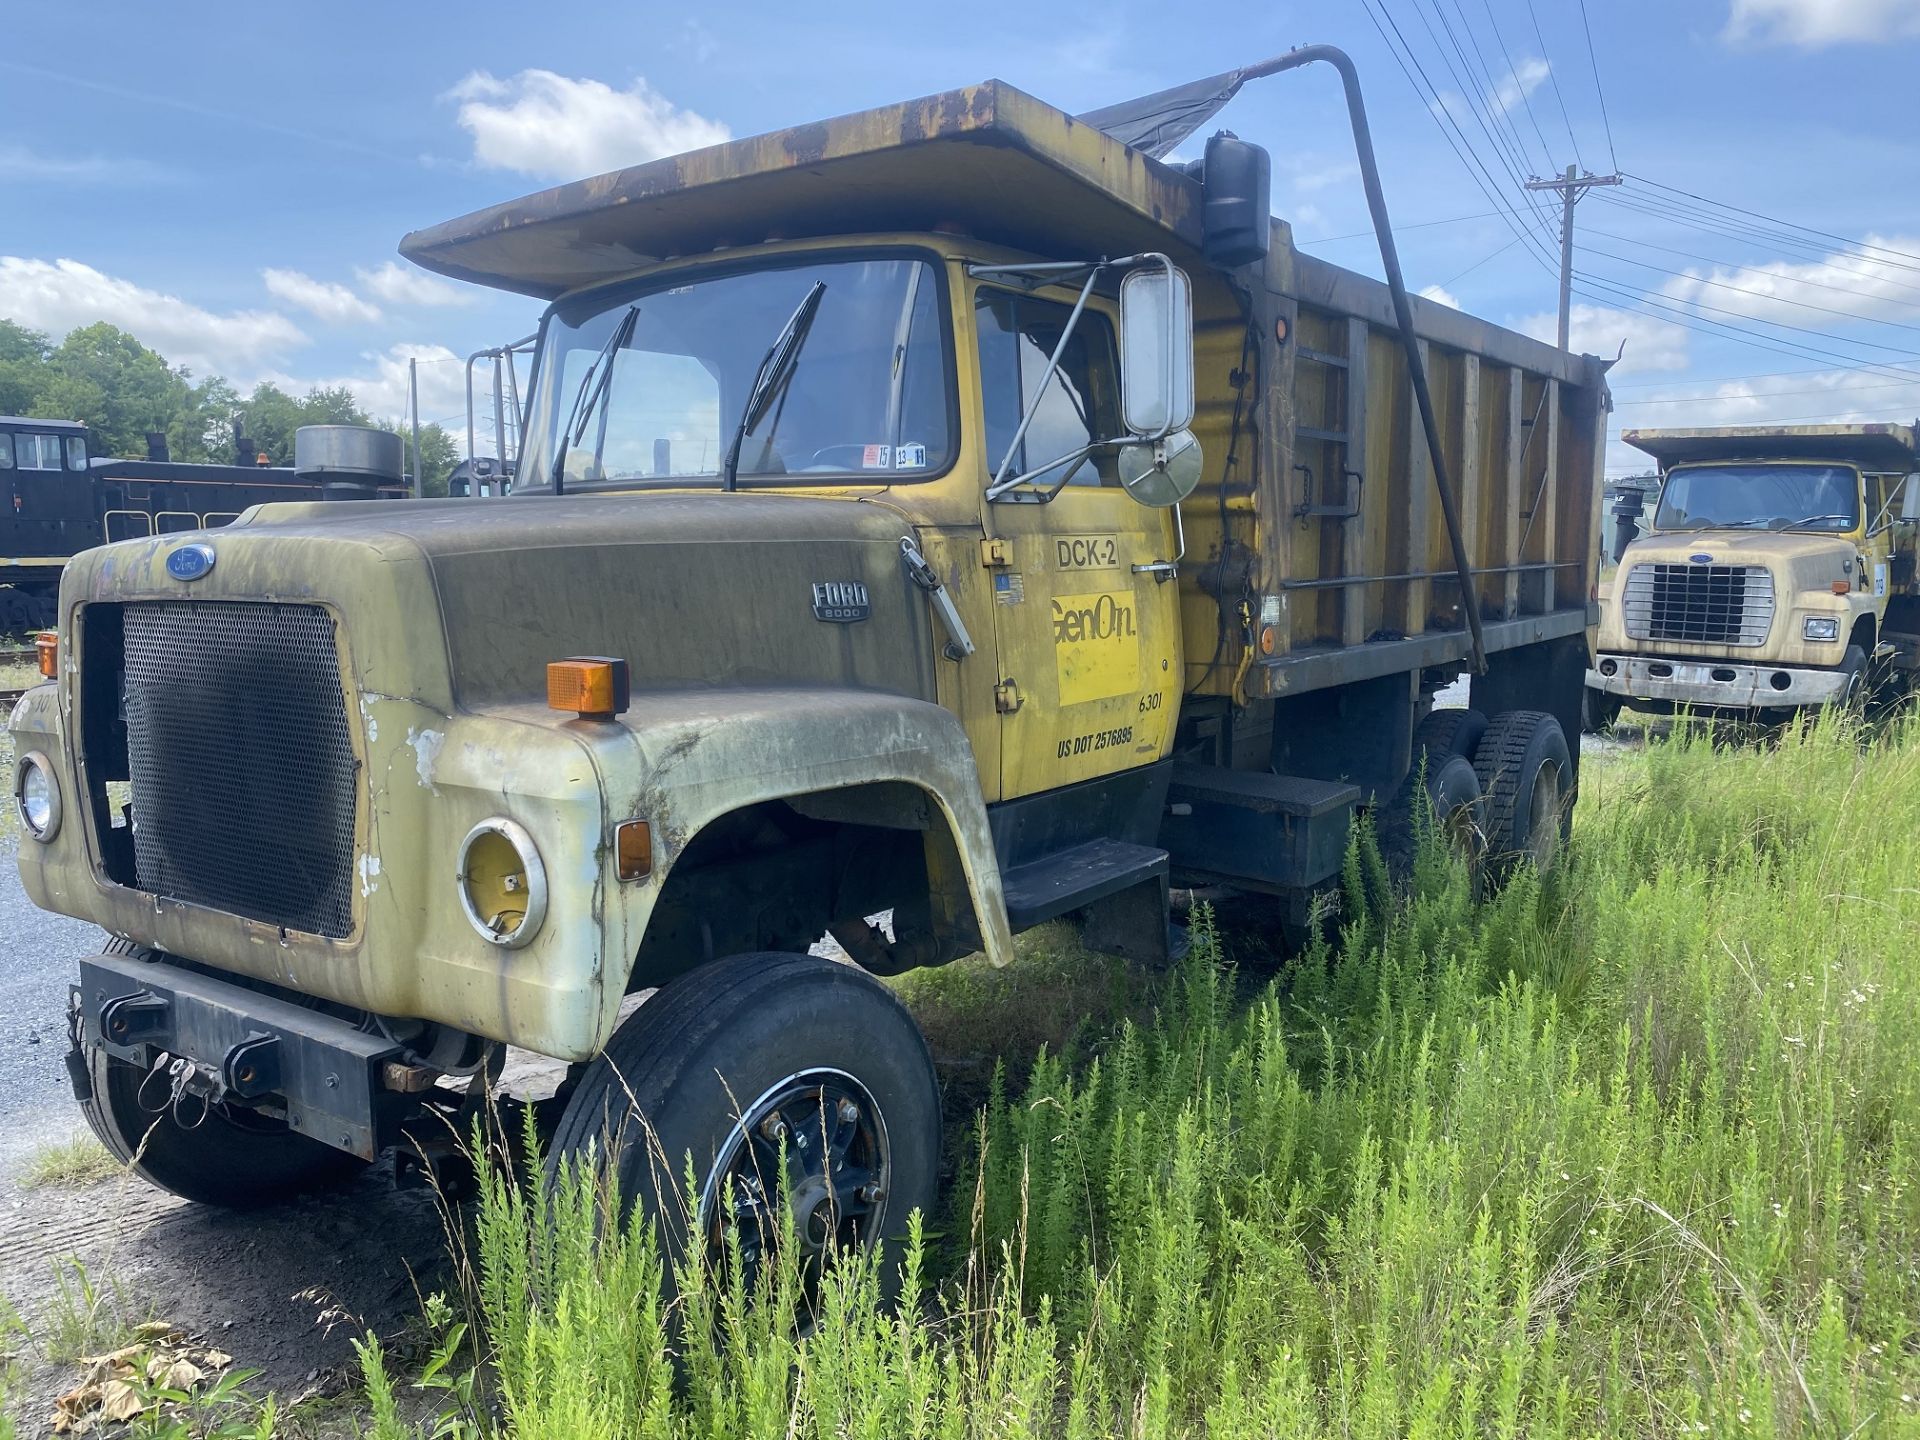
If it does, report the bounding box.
[615,819,653,881]
[547,656,630,719]
[34,631,57,679]
[1833,580,1851,594]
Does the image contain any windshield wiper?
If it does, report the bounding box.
[721,281,827,492]
[551,304,640,494]
[1775,513,1853,530]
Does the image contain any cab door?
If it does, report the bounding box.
[972,285,1182,800]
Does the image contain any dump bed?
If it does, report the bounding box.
[1623,423,1920,474]
[403,77,1608,707]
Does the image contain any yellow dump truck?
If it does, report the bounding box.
[15,56,1605,1282]
[1590,423,1920,722]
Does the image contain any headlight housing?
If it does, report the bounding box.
[457,819,548,948]
[1804,616,1841,642]
[14,750,60,842]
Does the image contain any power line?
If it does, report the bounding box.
[1625,172,1920,269]
[1361,0,1564,281]
[1567,270,1920,381]
[1595,188,1920,279]
[1576,241,1920,338]
[1479,0,1556,170]
[1437,228,1535,288]
[1580,223,1920,306]
[1442,0,1549,177]
[1575,0,1619,170]
[1524,0,1584,168]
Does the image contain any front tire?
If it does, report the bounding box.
[547,952,941,1315]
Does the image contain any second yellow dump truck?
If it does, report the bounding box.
[15,54,1606,1295]
[1590,423,1920,723]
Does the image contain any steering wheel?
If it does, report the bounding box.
[797,443,885,473]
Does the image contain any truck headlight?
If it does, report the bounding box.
[457,819,547,948]
[14,751,60,842]
[1803,617,1841,642]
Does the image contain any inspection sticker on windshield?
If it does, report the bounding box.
[861,444,892,469]
[895,443,927,469]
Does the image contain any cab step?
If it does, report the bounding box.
[1001,837,1168,931]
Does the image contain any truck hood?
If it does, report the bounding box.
[1622,529,1855,591]
[61,491,941,711]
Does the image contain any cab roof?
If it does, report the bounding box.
[1624,423,1920,473]
[399,81,1209,301]
[0,416,86,431]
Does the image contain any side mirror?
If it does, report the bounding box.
[1902,474,1920,521]
[1119,262,1195,438]
[1119,428,1203,508]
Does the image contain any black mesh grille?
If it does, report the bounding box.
[1621,563,1774,648]
[122,602,358,938]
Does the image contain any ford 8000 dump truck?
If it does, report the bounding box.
[1589,423,1920,723]
[14,55,1605,1291]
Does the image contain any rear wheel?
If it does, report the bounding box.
[1472,710,1573,876]
[1378,751,1485,884]
[1414,706,1487,762]
[547,952,941,1319]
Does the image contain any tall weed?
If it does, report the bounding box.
[388,713,1920,1436]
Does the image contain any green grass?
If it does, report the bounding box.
[16,713,1920,1436]
[19,1134,123,1190]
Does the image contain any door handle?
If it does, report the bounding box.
[1130,506,1186,583]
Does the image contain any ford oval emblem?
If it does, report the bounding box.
[1688,553,1714,565]
[166,543,216,582]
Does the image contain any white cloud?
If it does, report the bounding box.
[1726,0,1920,46]
[260,343,501,448]
[1609,366,1920,472]
[1432,56,1552,140]
[0,144,169,184]
[1419,284,1461,309]
[446,69,730,179]
[356,260,474,309]
[1491,57,1551,117]
[1517,302,1691,375]
[0,256,307,377]
[1658,236,1920,328]
[262,268,381,325]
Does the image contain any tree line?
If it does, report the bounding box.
[0,318,462,495]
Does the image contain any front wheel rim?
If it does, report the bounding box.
[698,1067,892,1308]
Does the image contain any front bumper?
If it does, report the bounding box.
[74,950,404,1158]
[1587,653,1852,709]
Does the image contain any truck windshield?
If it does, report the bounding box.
[1653,463,1861,533]
[520,257,952,491]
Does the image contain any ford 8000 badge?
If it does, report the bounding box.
[166,543,216,582]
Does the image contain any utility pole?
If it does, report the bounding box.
[1525,164,1621,350]
[408,356,423,500]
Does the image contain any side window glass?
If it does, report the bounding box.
[975,289,1120,488]
[0,434,12,470]
[66,435,87,470]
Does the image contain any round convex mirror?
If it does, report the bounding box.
[1118,428,1204,508]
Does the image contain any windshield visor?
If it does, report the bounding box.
[1653,463,1861,533]
[522,256,953,491]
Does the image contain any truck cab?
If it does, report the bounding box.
[1590,424,1920,719]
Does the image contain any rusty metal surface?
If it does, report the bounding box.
[400,81,1207,300]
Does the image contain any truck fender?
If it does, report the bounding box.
[597,684,1013,1017]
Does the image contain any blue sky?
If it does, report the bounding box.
[5,0,1919,472]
